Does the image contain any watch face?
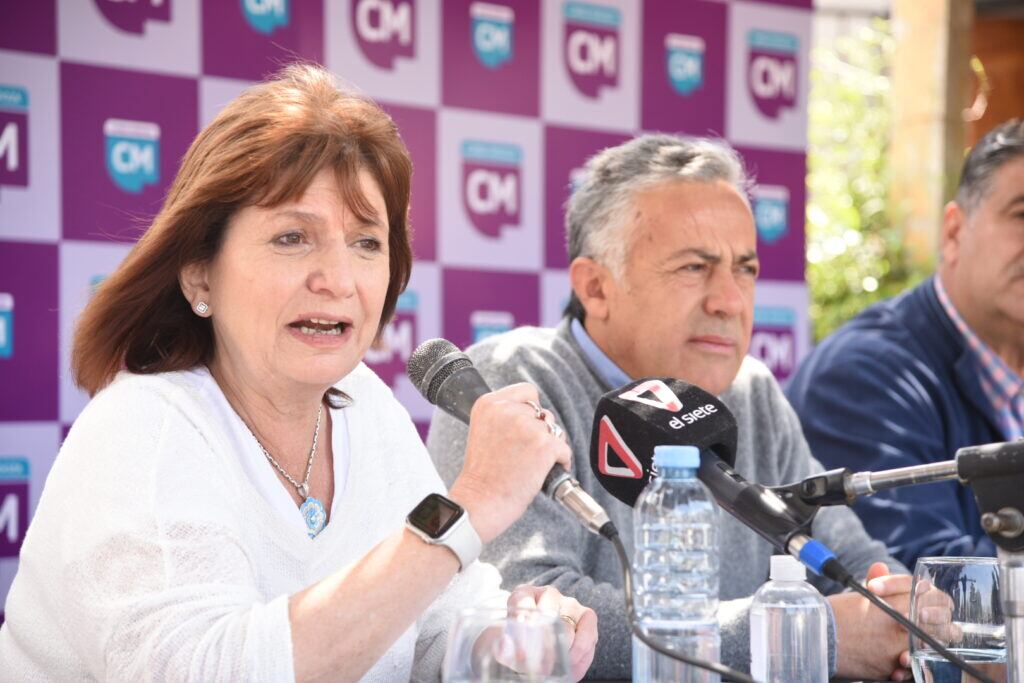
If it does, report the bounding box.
[408,493,464,540]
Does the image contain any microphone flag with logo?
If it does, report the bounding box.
[589,377,738,507]
[591,377,822,557]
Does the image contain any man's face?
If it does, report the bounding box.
[596,179,759,396]
[943,156,1024,342]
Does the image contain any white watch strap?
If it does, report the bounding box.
[437,511,482,570]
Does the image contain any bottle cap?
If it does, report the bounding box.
[770,554,806,581]
[653,445,701,469]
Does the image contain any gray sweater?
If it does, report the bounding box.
[427,320,905,679]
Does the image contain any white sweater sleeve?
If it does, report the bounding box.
[24,378,295,682]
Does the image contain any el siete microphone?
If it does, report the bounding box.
[590,377,840,577]
[406,338,614,537]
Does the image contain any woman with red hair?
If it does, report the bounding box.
[0,64,597,681]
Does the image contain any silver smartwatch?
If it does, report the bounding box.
[405,493,483,570]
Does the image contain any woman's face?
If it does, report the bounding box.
[194,167,391,392]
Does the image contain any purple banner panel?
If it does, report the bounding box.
[0,242,58,421]
[751,307,797,382]
[562,2,620,100]
[94,0,171,34]
[442,0,540,116]
[442,268,539,351]
[363,262,440,423]
[202,0,324,81]
[543,125,629,269]
[747,0,812,7]
[436,109,544,270]
[352,0,416,69]
[381,102,436,261]
[747,29,799,120]
[58,0,200,77]
[726,2,809,151]
[0,459,30,559]
[58,240,134,423]
[641,0,726,135]
[541,0,637,130]
[461,141,522,239]
[540,269,571,327]
[751,280,809,384]
[413,421,429,442]
[438,110,543,271]
[60,63,197,242]
[736,145,806,282]
[0,0,56,55]
[0,54,59,242]
[326,0,439,107]
[368,303,418,388]
[0,424,62,626]
[0,86,29,190]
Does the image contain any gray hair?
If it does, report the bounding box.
[564,134,750,320]
[955,118,1024,215]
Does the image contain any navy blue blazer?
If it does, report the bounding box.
[785,277,1000,568]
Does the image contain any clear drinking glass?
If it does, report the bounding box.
[909,556,1006,683]
[441,606,574,683]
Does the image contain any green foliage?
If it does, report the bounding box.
[805,18,928,342]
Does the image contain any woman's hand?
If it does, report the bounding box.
[448,383,571,543]
[507,585,598,682]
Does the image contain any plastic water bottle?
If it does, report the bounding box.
[750,555,829,683]
[632,445,721,683]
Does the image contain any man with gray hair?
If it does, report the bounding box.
[428,134,913,680]
[787,119,1024,569]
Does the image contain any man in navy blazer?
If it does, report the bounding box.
[786,119,1024,569]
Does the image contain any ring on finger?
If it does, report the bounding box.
[559,614,578,631]
[525,401,564,439]
[538,410,562,438]
[524,399,544,419]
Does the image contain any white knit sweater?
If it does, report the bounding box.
[0,364,503,682]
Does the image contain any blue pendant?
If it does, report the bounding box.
[300,497,326,539]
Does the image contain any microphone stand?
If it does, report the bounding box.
[781,441,1024,683]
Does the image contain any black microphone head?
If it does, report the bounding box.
[589,378,738,507]
[407,338,470,404]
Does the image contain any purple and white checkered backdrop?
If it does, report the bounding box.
[0,0,813,617]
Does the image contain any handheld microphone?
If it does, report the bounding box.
[407,338,613,537]
[589,377,836,575]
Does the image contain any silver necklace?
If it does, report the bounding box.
[247,404,327,539]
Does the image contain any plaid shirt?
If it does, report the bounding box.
[935,276,1024,440]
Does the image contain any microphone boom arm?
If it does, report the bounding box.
[791,441,1024,552]
[790,461,960,507]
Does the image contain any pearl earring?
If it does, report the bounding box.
[195,301,209,315]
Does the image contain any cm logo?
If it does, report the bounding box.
[353,0,415,69]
